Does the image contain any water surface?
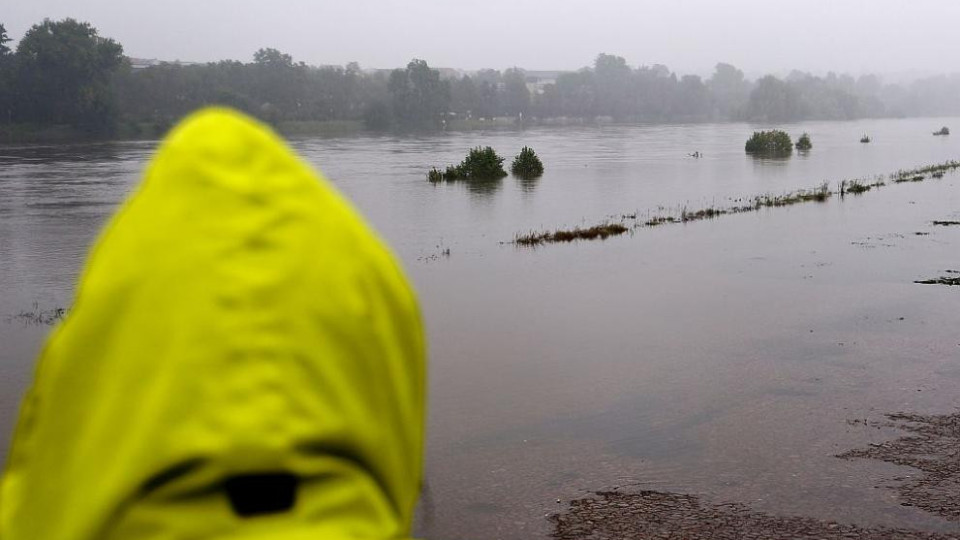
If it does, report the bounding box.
[2,118,959,539]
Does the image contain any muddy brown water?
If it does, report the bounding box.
[1,118,960,539]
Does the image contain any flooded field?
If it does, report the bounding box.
[2,117,959,539]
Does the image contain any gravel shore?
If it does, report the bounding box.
[552,411,960,539]
[838,412,960,521]
[550,490,957,540]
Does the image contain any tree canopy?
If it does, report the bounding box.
[3,17,960,139]
[0,23,11,56]
[13,18,124,129]
[388,59,450,130]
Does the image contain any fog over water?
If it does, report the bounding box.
[4,0,960,76]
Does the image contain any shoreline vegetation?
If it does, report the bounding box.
[0,117,955,146]
[4,19,960,144]
[512,159,960,247]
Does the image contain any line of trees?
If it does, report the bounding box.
[0,19,124,132]
[3,18,960,138]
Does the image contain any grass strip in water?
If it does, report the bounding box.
[515,223,628,246]
[914,276,960,286]
[510,159,960,247]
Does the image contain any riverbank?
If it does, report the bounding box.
[553,409,960,539]
[0,119,371,144]
[4,114,952,145]
[0,115,580,144]
[552,489,956,540]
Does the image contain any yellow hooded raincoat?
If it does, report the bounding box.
[0,108,426,539]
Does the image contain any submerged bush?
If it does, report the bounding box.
[510,146,544,178]
[745,130,793,156]
[460,146,507,179]
[860,135,871,143]
[934,126,950,136]
[795,133,812,150]
[427,146,508,182]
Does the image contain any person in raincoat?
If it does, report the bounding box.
[0,108,426,539]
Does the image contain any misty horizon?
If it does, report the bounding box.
[5,0,960,83]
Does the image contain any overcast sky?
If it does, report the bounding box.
[5,0,960,78]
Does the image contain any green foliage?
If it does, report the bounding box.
[708,63,750,119]
[0,23,11,56]
[4,16,959,139]
[429,146,508,182]
[458,146,507,179]
[745,130,793,156]
[13,18,124,130]
[510,146,544,178]
[795,132,812,150]
[501,67,530,116]
[743,76,807,122]
[0,23,12,116]
[362,100,393,130]
[388,59,450,130]
[253,48,293,67]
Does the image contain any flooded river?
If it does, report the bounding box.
[2,117,959,539]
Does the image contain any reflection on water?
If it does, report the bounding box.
[516,175,541,193]
[0,141,136,165]
[463,176,503,197]
[2,118,960,539]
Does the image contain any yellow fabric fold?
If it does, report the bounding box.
[1,108,425,540]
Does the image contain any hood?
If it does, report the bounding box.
[1,108,426,539]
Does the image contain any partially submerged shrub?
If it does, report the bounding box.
[934,126,950,136]
[511,146,544,178]
[795,133,812,151]
[745,130,793,156]
[428,146,508,182]
[860,135,871,143]
[458,146,508,179]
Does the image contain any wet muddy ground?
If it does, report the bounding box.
[551,489,958,540]
[552,411,960,539]
[839,412,960,521]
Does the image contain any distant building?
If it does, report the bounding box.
[126,57,200,70]
[523,70,564,94]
